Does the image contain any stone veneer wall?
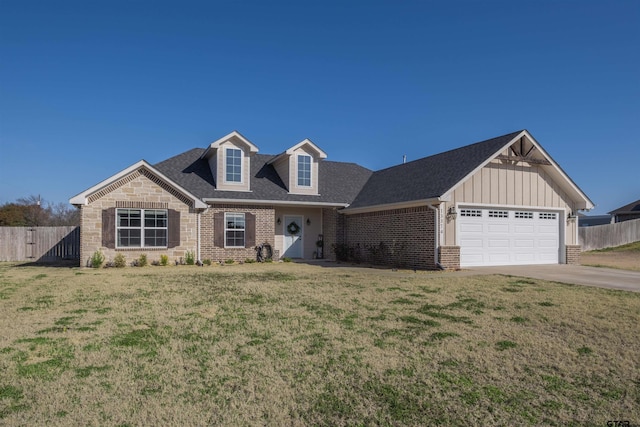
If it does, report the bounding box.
[438,246,460,270]
[344,206,436,269]
[80,169,198,267]
[201,204,275,262]
[566,245,581,265]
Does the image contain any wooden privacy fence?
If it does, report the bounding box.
[579,219,640,251]
[0,226,80,262]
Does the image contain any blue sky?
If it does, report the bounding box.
[1,0,638,215]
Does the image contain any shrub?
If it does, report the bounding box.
[224,259,235,264]
[90,250,105,268]
[137,253,148,267]
[159,254,169,266]
[282,257,292,263]
[202,259,212,266]
[185,250,195,265]
[244,258,256,264]
[114,253,126,268]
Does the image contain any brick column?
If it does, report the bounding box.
[566,245,581,265]
[438,246,460,270]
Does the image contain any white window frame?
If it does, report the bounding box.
[116,208,168,248]
[224,212,245,248]
[297,154,312,187]
[224,147,243,184]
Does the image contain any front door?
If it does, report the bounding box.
[283,215,303,258]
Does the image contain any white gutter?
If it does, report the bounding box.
[342,198,443,215]
[202,198,348,208]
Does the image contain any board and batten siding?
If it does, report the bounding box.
[444,159,578,246]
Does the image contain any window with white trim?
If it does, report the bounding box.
[225,148,242,183]
[489,210,509,218]
[539,212,557,220]
[297,155,312,187]
[515,211,533,219]
[460,209,482,217]
[117,209,167,248]
[225,213,245,247]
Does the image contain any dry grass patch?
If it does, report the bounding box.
[581,241,640,271]
[0,262,639,425]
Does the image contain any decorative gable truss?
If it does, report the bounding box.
[200,131,259,192]
[267,138,328,195]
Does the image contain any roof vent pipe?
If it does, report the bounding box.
[403,155,406,164]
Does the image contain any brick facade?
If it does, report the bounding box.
[438,246,460,270]
[201,204,276,262]
[321,208,338,261]
[80,169,198,267]
[343,206,436,269]
[566,245,581,265]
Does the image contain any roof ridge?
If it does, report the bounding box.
[373,130,524,173]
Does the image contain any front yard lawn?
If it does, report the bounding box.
[1,262,638,425]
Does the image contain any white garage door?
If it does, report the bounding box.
[459,208,560,267]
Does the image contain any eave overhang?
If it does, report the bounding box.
[340,197,445,215]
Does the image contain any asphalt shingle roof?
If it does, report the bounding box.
[153,149,373,205]
[345,131,523,210]
[609,199,640,215]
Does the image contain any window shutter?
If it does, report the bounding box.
[102,208,115,249]
[168,209,180,248]
[245,212,256,248]
[214,212,224,248]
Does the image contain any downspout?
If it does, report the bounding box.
[427,204,444,270]
[197,210,201,262]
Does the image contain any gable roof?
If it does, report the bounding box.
[609,199,640,215]
[346,131,522,211]
[345,130,594,212]
[154,149,372,206]
[267,138,328,165]
[69,160,208,209]
[200,130,259,160]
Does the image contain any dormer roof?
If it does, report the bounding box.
[200,130,259,160]
[267,138,328,165]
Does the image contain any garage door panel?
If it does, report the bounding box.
[488,239,509,248]
[488,224,509,233]
[460,238,483,247]
[514,239,534,248]
[459,208,559,267]
[514,225,535,234]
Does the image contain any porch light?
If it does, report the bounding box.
[567,212,577,222]
[306,218,311,226]
[277,217,281,225]
[446,207,457,221]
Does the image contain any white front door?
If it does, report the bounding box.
[283,215,303,258]
[458,207,560,267]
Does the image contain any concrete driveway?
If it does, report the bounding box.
[468,264,640,293]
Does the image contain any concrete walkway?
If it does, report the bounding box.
[467,264,640,293]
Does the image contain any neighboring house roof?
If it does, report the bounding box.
[608,199,640,215]
[154,149,372,206]
[69,160,208,209]
[345,130,594,212]
[578,214,611,227]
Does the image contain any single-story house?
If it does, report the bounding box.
[70,129,594,269]
[608,199,640,223]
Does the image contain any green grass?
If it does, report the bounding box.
[0,262,639,425]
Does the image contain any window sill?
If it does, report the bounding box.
[115,247,168,251]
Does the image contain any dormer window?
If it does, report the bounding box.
[225,148,242,183]
[297,154,312,187]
